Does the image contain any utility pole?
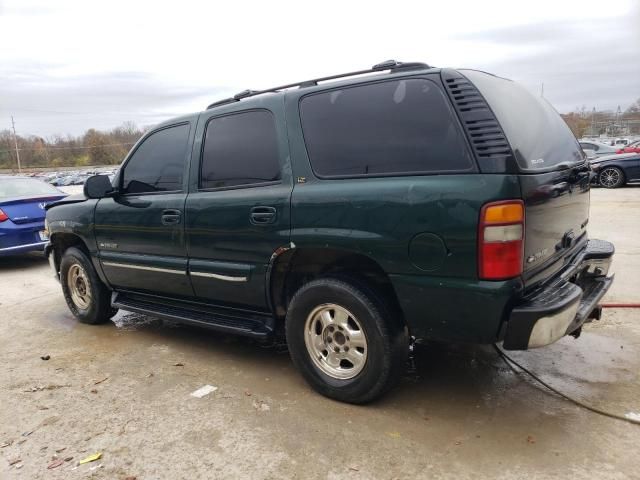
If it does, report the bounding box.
[540,82,544,98]
[10,116,21,173]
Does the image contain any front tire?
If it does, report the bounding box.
[285,277,408,403]
[599,167,625,188]
[60,247,116,324]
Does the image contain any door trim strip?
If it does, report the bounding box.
[102,261,185,275]
[189,271,248,282]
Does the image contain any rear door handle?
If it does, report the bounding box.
[161,209,182,225]
[250,206,276,225]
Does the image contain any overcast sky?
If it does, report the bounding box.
[1,0,638,138]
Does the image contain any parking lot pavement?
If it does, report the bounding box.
[1,189,639,479]
[589,185,640,303]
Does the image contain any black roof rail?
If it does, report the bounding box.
[205,60,431,110]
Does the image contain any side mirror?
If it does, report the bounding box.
[84,175,115,199]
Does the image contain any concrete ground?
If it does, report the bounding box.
[1,187,639,479]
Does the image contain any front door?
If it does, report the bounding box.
[185,105,292,310]
[95,121,195,298]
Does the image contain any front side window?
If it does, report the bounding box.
[200,110,281,189]
[299,78,474,177]
[122,124,189,194]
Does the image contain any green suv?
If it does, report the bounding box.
[45,60,614,403]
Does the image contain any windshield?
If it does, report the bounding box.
[0,178,62,199]
[462,70,583,171]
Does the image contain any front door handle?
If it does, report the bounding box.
[161,209,182,226]
[250,206,276,225]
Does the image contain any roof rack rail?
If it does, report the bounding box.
[205,60,430,110]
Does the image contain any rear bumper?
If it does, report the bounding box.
[0,240,47,256]
[503,239,614,350]
[0,220,48,256]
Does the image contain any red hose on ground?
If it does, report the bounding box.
[601,303,640,308]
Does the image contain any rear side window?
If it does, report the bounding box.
[299,78,473,177]
[122,124,189,194]
[200,110,281,189]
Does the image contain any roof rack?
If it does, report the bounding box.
[205,60,430,110]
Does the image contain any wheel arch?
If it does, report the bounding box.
[50,232,109,286]
[268,246,406,329]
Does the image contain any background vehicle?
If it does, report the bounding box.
[0,177,66,256]
[579,141,617,158]
[590,152,640,188]
[616,139,640,154]
[45,61,614,403]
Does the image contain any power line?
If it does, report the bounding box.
[0,141,136,155]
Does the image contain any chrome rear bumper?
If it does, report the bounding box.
[503,239,614,350]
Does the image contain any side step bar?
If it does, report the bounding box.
[112,292,274,341]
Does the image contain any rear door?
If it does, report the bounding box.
[94,121,195,297]
[622,154,640,180]
[463,70,591,288]
[184,101,292,310]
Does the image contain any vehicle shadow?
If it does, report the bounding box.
[0,252,47,271]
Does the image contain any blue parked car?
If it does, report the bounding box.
[590,152,640,188]
[0,176,67,256]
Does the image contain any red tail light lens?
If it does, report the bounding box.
[0,208,8,222]
[478,200,525,280]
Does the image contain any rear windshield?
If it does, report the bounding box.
[462,70,583,171]
[0,178,61,199]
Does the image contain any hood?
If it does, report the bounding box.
[44,193,87,210]
[590,152,640,164]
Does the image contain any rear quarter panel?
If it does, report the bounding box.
[289,175,521,277]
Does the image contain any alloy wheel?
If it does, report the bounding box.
[600,168,621,188]
[304,303,368,380]
[67,263,92,310]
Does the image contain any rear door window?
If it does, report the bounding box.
[200,110,281,189]
[299,78,474,178]
[121,124,190,194]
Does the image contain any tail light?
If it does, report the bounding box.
[0,208,8,222]
[478,200,524,280]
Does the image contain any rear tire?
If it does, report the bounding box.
[599,167,625,188]
[60,247,116,324]
[285,277,408,404]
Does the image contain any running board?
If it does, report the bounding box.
[112,292,274,341]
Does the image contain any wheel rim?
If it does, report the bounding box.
[304,303,368,380]
[600,168,620,187]
[67,263,92,310]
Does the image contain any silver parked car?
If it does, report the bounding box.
[579,141,617,159]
